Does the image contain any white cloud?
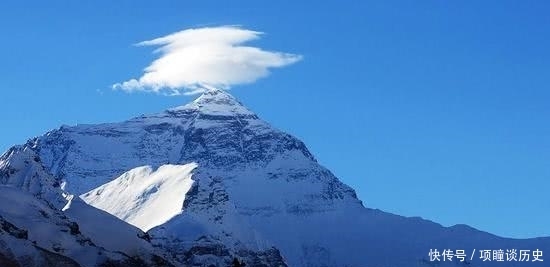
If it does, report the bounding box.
[113,26,302,95]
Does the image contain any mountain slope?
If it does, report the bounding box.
[0,146,173,267]
[2,89,549,266]
[82,163,197,232]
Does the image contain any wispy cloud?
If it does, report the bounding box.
[113,26,302,95]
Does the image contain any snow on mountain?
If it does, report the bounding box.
[0,146,173,267]
[0,146,66,210]
[82,163,197,232]
[0,184,139,267]
[1,88,549,266]
[170,90,256,116]
[0,202,82,267]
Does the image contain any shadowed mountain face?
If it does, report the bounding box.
[1,89,549,266]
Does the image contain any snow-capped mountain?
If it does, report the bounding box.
[1,89,549,266]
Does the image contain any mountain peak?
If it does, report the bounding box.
[168,88,255,116]
[193,88,239,105]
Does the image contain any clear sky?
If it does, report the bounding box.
[1,1,549,238]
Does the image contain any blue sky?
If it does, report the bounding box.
[1,1,549,238]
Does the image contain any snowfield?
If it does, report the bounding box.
[82,163,198,232]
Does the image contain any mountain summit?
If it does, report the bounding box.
[171,88,257,116]
[1,90,549,267]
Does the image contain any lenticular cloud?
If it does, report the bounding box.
[113,26,302,95]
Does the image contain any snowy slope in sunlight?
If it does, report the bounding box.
[82,163,197,232]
